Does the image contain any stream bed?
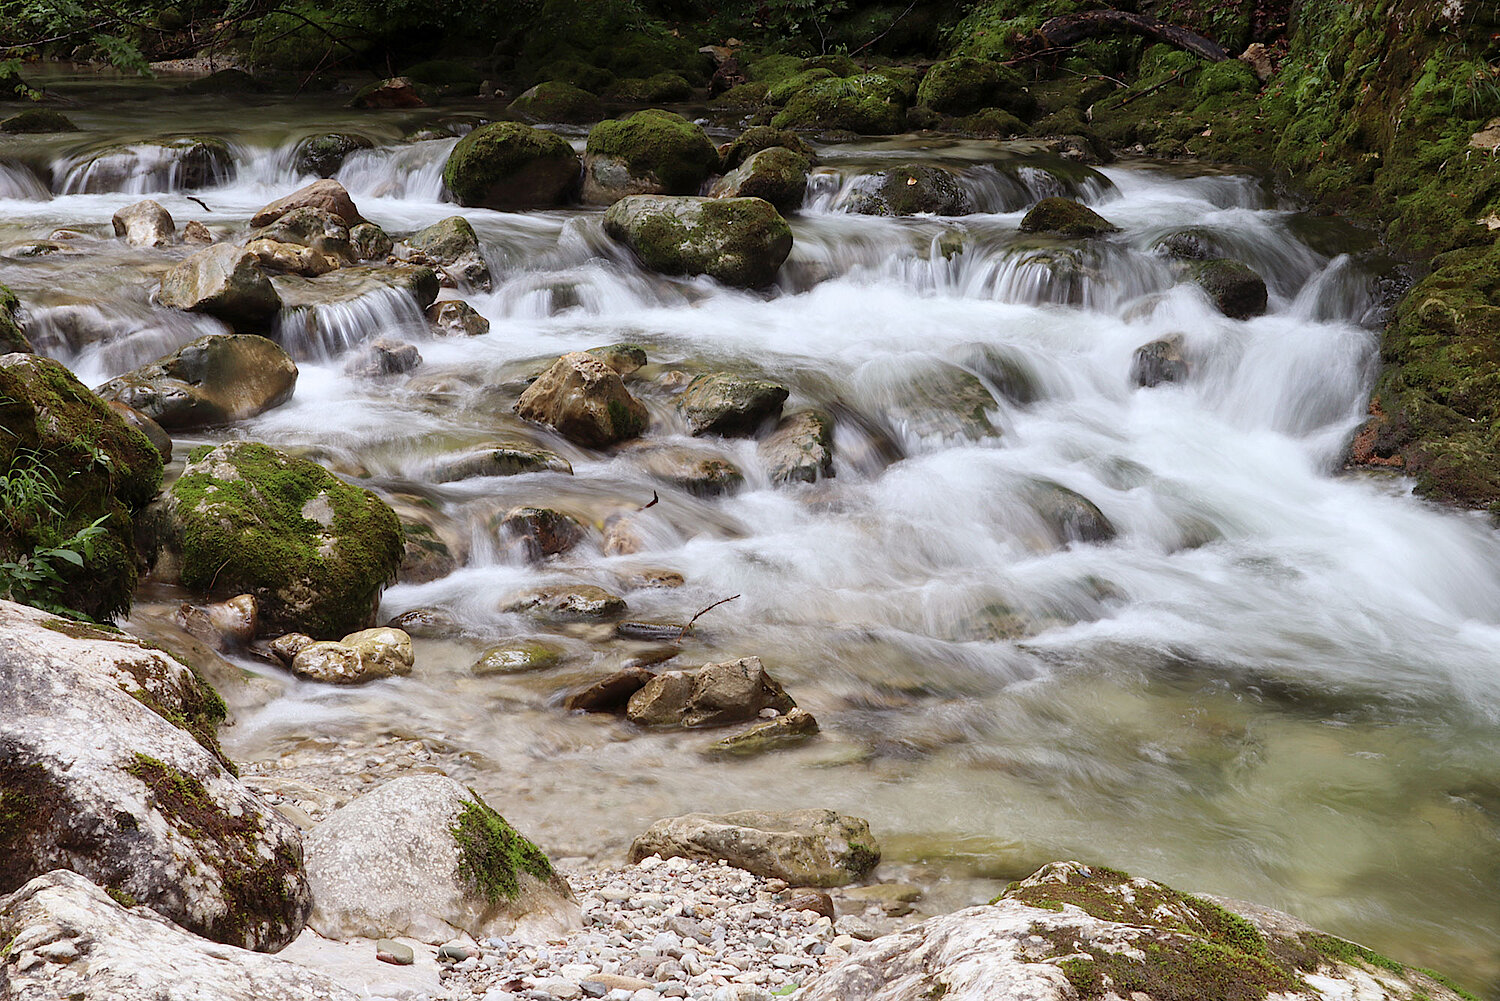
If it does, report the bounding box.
[7,65,1500,991]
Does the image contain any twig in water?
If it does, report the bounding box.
[677,594,741,639]
[185,195,210,212]
[639,491,659,511]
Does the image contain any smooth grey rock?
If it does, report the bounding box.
[112,198,176,246]
[304,775,579,943]
[0,599,312,951]
[603,195,793,288]
[628,808,879,887]
[96,332,297,430]
[677,372,789,437]
[406,215,492,290]
[758,409,834,484]
[430,442,572,481]
[0,871,355,999]
[428,298,490,336]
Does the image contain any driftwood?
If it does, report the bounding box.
[1037,10,1229,62]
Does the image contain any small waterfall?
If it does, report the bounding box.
[53,139,239,195]
[0,161,51,201]
[805,160,1116,215]
[25,301,227,384]
[273,285,430,360]
[335,139,457,202]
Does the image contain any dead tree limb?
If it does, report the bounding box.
[1037,11,1229,62]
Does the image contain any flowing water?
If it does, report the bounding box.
[7,65,1500,992]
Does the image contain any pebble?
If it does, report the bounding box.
[377,938,415,965]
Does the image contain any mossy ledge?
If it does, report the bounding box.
[450,788,556,904]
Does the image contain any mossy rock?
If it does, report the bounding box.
[709,81,770,109]
[1188,258,1268,319]
[959,108,1027,137]
[583,109,720,201]
[748,54,805,84]
[845,165,971,217]
[765,69,836,106]
[528,58,617,94]
[509,81,605,124]
[606,72,693,104]
[155,441,403,638]
[709,147,810,214]
[1194,59,1259,102]
[443,121,581,210]
[603,195,794,288]
[0,282,29,353]
[0,109,78,133]
[0,355,162,621]
[294,133,373,178]
[721,126,817,170]
[1018,197,1120,237]
[917,56,1036,119]
[771,74,909,135]
[471,640,565,675]
[676,372,790,437]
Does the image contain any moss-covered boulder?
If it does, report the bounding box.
[771,74,909,135]
[629,809,879,887]
[1018,197,1120,238]
[406,215,491,290]
[0,109,77,133]
[708,147,810,214]
[801,860,1473,1001]
[676,372,790,437]
[294,132,374,178]
[846,165,972,217]
[606,72,693,104]
[514,351,648,447]
[303,775,577,942]
[150,441,403,638]
[97,334,297,431]
[916,56,1037,120]
[582,109,720,205]
[508,81,605,124]
[0,598,312,952]
[0,282,30,353]
[603,194,793,288]
[471,640,564,675]
[0,355,162,621]
[720,126,817,171]
[443,121,581,211]
[1188,258,1268,319]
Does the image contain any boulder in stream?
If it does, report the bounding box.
[502,583,628,621]
[290,626,414,684]
[0,282,29,353]
[443,121,582,211]
[1131,334,1189,387]
[304,775,579,942]
[582,109,720,204]
[626,656,797,728]
[1189,258,1269,319]
[248,205,356,264]
[632,442,746,496]
[157,244,283,329]
[1018,196,1120,238]
[405,214,492,290]
[430,441,572,481]
[604,194,793,288]
[629,808,880,886]
[759,408,835,484]
[720,127,817,171]
[97,333,298,430]
[0,598,313,951]
[0,870,356,1000]
[112,198,176,247]
[676,371,790,437]
[294,132,374,178]
[515,351,649,447]
[845,164,972,217]
[797,860,1472,1001]
[508,81,605,124]
[494,505,588,560]
[709,146,810,215]
[772,73,909,135]
[250,178,365,228]
[147,440,404,638]
[428,298,490,336]
[350,76,433,109]
[916,56,1036,119]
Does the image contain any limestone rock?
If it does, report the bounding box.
[406,214,492,290]
[112,198,176,247]
[1026,479,1116,545]
[798,860,1470,1001]
[634,443,745,496]
[503,583,627,621]
[248,206,355,264]
[704,707,819,756]
[272,264,440,314]
[563,666,655,712]
[96,333,297,430]
[428,298,490,336]
[582,109,720,205]
[350,221,393,260]
[290,627,413,684]
[603,195,793,288]
[515,351,649,447]
[629,809,879,886]
[157,244,282,329]
[1018,197,1119,238]
[626,657,796,728]
[250,178,365,228]
[443,121,581,211]
[472,640,564,675]
[344,337,422,377]
[759,409,835,484]
[721,127,817,171]
[106,399,173,460]
[709,146,809,215]
[0,599,312,950]
[430,442,572,481]
[149,440,404,637]
[245,237,339,277]
[676,372,789,437]
[0,871,355,1000]
[304,775,578,942]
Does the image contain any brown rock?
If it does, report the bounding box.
[515,351,649,448]
[564,666,656,713]
[250,179,365,229]
[496,505,587,560]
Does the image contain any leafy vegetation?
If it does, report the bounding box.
[0,447,111,620]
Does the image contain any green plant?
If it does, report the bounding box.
[760,0,851,54]
[0,448,110,619]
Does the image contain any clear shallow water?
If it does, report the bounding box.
[7,69,1499,991]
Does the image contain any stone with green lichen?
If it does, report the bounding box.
[406,215,491,290]
[471,640,565,675]
[502,583,627,621]
[1187,258,1267,319]
[605,72,692,104]
[303,775,578,942]
[0,353,162,621]
[771,74,910,135]
[1018,197,1119,238]
[801,859,1474,1001]
[703,707,819,757]
[149,440,403,638]
[845,164,972,217]
[603,195,793,288]
[509,81,605,124]
[629,808,879,886]
[720,126,817,171]
[676,371,790,438]
[0,282,30,353]
[582,109,720,205]
[0,598,311,952]
[443,121,581,211]
[709,147,809,215]
[0,109,77,133]
[917,56,1036,119]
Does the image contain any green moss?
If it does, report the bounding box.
[765,68,835,106]
[450,789,555,903]
[721,126,815,170]
[105,886,140,908]
[606,396,647,438]
[607,72,693,104]
[771,74,909,135]
[510,81,605,124]
[585,109,719,194]
[844,840,881,876]
[1306,934,1405,974]
[917,56,1035,119]
[169,441,403,638]
[1018,197,1120,237]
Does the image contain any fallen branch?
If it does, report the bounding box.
[184,195,210,212]
[678,593,740,639]
[1104,67,1191,111]
[1037,11,1229,62]
[639,490,659,511]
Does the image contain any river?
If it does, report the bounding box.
[5,65,1498,990]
